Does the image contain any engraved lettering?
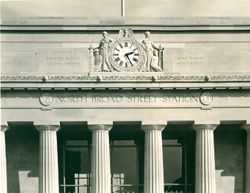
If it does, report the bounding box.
[46,55,81,65]
[56,95,87,103]
[53,94,202,105]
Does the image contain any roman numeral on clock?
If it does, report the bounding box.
[115,57,120,63]
[133,58,138,63]
[119,61,123,66]
[119,43,123,48]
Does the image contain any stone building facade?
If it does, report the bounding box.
[1,17,250,193]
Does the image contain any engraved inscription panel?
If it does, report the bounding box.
[167,48,207,72]
[37,49,82,66]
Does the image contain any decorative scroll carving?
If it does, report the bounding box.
[1,74,250,82]
[0,75,44,81]
[118,28,134,39]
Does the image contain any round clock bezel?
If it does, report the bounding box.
[109,39,146,72]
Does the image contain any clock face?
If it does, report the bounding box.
[111,41,141,70]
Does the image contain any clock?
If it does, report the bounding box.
[109,39,146,72]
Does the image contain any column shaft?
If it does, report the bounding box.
[0,126,8,193]
[142,125,164,193]
[194,124,217,193]
[244,125,250,193]
[36,125,59,193]
[89,125,111,193]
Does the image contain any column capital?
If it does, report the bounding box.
[88,124,112,131]
[0,125,8,132]
[35,125,60,132]
[141,124,165,132]
[242,124,250,132]
[192,124,218,132]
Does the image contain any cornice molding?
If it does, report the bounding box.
[1,17,250,31]
[2,17,250,25]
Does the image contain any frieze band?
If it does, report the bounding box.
[39,92,213,107]
[1,74,250,83]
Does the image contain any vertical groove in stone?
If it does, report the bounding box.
[211,130,216,193]
[143,125,164,193]
[90,125,111,193]
[37,125,59,193]
[194,124,217,193]
[0,126,8,193]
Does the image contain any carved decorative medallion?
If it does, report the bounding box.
[200,92,213,106]
[89,28,164,72]
[39,93,53,106]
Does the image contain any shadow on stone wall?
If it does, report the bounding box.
[6,125,39,193]
[215,125,246,193]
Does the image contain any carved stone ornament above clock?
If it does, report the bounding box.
[89,28,164,72]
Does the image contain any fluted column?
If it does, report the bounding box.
[193,124,217,193]
[243,124,250,193]
[89,124,112,193]
[142,125,165,193]
[36,125,60,193]
[0,125,8,193]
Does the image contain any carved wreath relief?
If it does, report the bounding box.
[89,28,164,72]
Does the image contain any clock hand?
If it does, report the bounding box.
[124,55,133,66]
[125,51,134,56]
